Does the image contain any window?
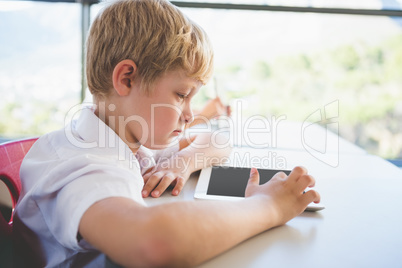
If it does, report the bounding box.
[0,1,81,139]
[2,0,402,159]
[171,0,402,10]
[176,3,402,159]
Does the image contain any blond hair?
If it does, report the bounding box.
[86,0,214,98]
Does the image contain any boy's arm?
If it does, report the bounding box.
[142,132,231,198]
[79,166,320,268]
[176,131,231,172]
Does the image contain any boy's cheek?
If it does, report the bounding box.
[155,109,180,126]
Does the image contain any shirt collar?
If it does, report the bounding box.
[73,105,132,161]
[72,105,156,166]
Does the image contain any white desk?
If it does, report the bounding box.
[144,125,402,268]
[190,120,366,155]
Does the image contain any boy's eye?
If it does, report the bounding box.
[177,93,187,99]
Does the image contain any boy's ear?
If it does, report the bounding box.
[112,59,138,96]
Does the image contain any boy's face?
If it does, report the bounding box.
[124,69,201,149]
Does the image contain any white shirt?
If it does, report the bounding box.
[14,106,178,267]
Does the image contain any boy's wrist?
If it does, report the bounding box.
[165,153,194,179]
[247,195,279,230]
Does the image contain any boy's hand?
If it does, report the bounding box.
[245,166,320,226]
[141,157,191,198]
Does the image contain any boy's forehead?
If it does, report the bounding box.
[161,69,203,89]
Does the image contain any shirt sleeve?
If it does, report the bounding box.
[152,142,180,163]
[32,154,146,250]
[136,143,180,175]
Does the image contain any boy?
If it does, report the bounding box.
[14,0,320,267]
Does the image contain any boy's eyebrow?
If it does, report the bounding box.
[180,84,197,92]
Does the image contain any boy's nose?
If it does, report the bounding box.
[181,109,194,124]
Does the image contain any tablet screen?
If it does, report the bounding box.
[206,166,290,197]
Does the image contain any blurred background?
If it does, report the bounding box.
[1,0,402,160]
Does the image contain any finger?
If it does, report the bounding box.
[272,171,287,181]
[226,105,232,117]
[143,166,155,175]
[287,166,308,182]
[296,174,316,193]
[151,173,176,198]
[142,173,151,184]
[142,171,164,197]
[247,168,260,186]
[171,176,185,196]
[245,168,260,197]
[301,189,321,205]
[142,168,157,183]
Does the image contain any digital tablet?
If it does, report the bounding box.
[195,166,325,212]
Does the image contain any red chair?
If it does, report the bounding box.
[0,138,38,238]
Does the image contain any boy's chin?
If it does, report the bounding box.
[143,138,179,150]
